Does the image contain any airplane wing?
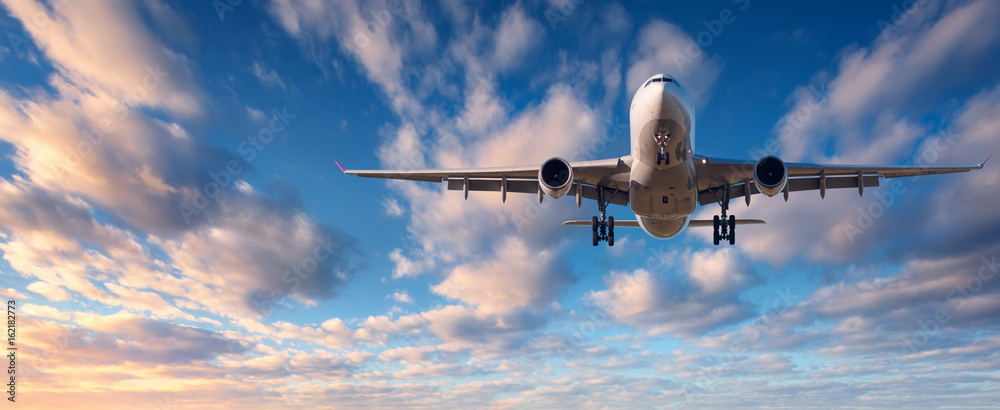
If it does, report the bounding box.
[693,154,990,206]
[340,156,634,206]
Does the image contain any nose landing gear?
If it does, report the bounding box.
[654,131,671,165]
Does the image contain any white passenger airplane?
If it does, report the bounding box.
[339,74,990,246]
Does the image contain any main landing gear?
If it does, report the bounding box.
[592,188,616,246]
[709,185,737,246]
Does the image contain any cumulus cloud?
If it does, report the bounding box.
[626,20,721,104]
[695,244,1000,383]
[21,303,71,321]
[25,281,71,301]
[265,2,613,321]
[2,0,204,116]
[0,0,365,327]
[589,248,758,337]
[701,0,1000,265]
[774,0,1000,162]
[432,237,574,314]
[390,290,414,304]
[492,4,543,72]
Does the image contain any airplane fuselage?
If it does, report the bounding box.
[628,74,699,238]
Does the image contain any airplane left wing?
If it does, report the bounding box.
[693,154,989,206]
[341,156,634,206]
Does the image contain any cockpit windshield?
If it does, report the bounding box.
[644,76,675,88]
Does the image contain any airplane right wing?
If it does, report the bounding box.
[693,155,989,206]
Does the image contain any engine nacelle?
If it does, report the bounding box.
[754,156,787,197]
[538,157,573,198]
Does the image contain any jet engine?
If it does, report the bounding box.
[538,157,573,198]
[754,155,787,197]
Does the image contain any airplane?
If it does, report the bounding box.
[338,73,990,246]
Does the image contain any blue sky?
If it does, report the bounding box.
[1,0,999,407]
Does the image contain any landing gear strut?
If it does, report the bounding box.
[710,185,737,246]
[592,188,616,246]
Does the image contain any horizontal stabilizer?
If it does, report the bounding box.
[688,219,766,227]
[562,220,640,227]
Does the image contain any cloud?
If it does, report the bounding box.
[382,197,404,216]
[775,0,1000,162]
[626,20,721,104]
[0,287,27,300]
[432,236,574,314]
[1,0,204,116]
[421,305,547,354]
[588,248,758,337]
[250,62,288,90]
[154,191,363,318]
[26,311,249,367]
[25,281,71,301]
[710,0,1000,265]
[271,318,355,349]
[0,0,365,326]
[21,303,71,321]
[267,0,435,116]
[390,290,414,304]
[492,4,543,72]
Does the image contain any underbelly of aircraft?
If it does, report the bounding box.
[628,158,698,228]
[637,215,690,238]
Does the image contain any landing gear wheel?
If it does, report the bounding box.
[713,215,721,245]
[709,185,736,246]
[588,187,621,246]
[608,217,615,246]
[728,215,736,245]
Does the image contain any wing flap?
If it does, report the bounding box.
[698,175,880,206]
[445,178,537,193]
[448,179,629,206]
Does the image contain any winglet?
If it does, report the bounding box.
[982,154,993,168]
[334,159,347,174]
